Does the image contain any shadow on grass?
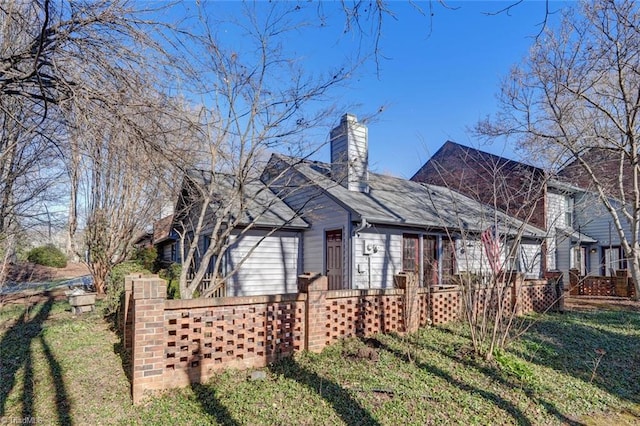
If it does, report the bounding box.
[183,341,239,426]
[365,337,535,426]
[513,310,640,405]
[0,296,72,424]
[407,335,585,426]
[190,383,240,426]
[268,357,381,426]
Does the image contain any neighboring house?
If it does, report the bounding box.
[153,214,179,267]
[544,180,597,279]
[411,140,547,229]
[411,141,600,282]
[558,149,638,277]
[173,170,309,297]
[133,232,153,249]
[261,114,546,290]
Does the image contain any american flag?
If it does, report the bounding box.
[481,225,502,274]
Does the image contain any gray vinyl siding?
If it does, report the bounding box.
[575,193,636,275]
[546,191,569,271]
[588,249,600,275]
[455,239,480,273]
[455,239,541,278]
[576,193,627,246]
[556,238,572,282]
[225,229,302,296]
[277,186,350,286]
[353,227,402,289]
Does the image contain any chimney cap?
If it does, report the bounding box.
[341,113,357,123]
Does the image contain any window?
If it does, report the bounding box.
[403,234,456,285]
[402,234,419,272]
[604,246,624,276]
[423,236,438,286]
[564,197,573,227]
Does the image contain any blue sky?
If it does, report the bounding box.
[329,1,569,178]
[165,1,569,178]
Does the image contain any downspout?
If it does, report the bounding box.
[352,217,369,235]
[348,212,354,289]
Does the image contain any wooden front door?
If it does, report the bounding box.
[326,230,343,290]
[423,236,438,286]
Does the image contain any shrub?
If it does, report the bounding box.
[27,244,67,268]
[103,261,151,320]
[159,262,182,299]
[133,246,157,272]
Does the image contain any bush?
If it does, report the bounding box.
[159,263,182,299]
[133,245,157,272]
[103,261,151,319]
[27,244,67,268]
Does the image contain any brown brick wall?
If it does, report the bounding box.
[520,280,557,313]
[131,277,167,404]
[568,269,635,298]
[163,294,306,388]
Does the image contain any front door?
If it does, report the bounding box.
[423,236,438,286]
[326,230,343,290]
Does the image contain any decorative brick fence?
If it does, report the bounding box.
[122,273,556,403]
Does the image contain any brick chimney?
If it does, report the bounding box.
[330,113,369,193]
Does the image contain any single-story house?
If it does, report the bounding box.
[261,114,546,290]
[169,114,547,297]
[172,170,309,296]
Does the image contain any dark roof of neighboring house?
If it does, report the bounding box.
[410,140,547,229]
[153,214,174,244]
[411,140,543,183]
[181,170,309,230]
[269,154,545,238]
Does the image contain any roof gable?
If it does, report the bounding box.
[177,170,308,230]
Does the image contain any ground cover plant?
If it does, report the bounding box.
[0,297,639,425]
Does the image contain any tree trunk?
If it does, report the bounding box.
[90,260,110,294]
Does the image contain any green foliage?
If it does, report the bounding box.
[102,261,151,318]
[26,244,67,268]
[133,245,157,271]
[159,262,182,300]
[494,349,535,385]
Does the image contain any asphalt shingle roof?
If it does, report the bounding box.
[273,155,545,238]
[185,169,308,229]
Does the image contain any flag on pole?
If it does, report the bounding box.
[481,225,502,274]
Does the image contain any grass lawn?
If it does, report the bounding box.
[1,297,639,425]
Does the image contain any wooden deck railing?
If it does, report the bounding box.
[186,273,226,298]
[568,269,636,298]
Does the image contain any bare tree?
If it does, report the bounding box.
[0,0,195,291]
[421,151,549,360]
[477,0,640,300]
[169,2,360,299]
